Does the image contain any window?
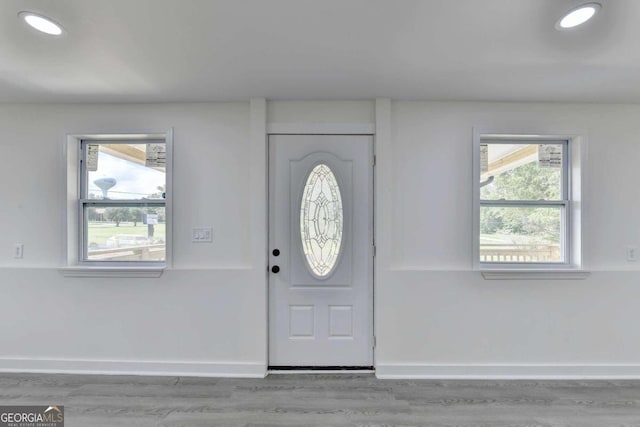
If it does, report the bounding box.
[80,140,166,263]
[300,163,344,277]
[474,133,585,272]
[66,134,172,269]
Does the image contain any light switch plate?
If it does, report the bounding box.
[192,227,213,243]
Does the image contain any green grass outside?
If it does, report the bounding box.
[87,222,166,245]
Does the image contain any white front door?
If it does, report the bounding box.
[268,134,373,367]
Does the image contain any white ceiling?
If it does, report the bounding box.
[1,0,639,103]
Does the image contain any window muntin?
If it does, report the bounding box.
[80,141,166,263]
[479,140,568,265]
[300,164,344,278]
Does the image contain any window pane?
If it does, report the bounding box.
[480,143,563,201]
[480,206,563,263]
[86,143,166,200]
[86,206,165,262]
[300,164,343,277]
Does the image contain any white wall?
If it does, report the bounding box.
[0,103,267,376]
[376,101,640,378]
[1,100,640,378]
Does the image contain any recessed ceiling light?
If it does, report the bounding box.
[18,11,64,36]
[556,3,601,30]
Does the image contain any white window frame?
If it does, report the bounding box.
[472,130,588,279]
[61,131,173,277]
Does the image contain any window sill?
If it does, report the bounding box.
[58,266,164,278]
[481,269,590,280]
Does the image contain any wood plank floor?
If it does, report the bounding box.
[1,373,639,426]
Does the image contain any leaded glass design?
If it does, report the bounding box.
[300,164,344,277]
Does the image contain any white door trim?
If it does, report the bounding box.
[268,123,375,135]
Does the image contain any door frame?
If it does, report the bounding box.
[266,129,376,371]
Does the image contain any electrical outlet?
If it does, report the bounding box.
[14,244,23,259]
[192,227,213,243]
[627,246,638,262]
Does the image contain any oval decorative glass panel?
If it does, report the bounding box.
[300,164,344,277]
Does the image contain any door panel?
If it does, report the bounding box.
[268,134,373,367]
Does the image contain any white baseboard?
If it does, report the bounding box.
[5,359,640,380]
[0,357,266,378]
[375,363,640,379]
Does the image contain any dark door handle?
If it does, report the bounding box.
[272,249,280,256]
[271,265,280,273]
